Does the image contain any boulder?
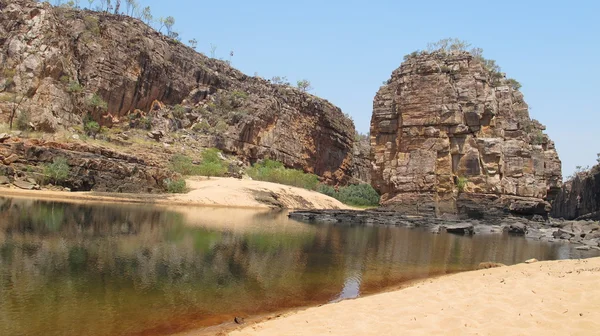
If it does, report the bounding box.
[441,223,475,235]
[13,179,37,190]
[3,153,19,165]
[0,133,10,143]
[503,222,528,235]
[0,175,9,185]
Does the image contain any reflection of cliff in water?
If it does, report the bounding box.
[0,197,590,336]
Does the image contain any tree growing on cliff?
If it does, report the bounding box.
[125,0,138,16]
[209,44,217,58]
[2,93,25,130]
[297,79,312,92]
[141,6,152,25]
[271,76,290,85]
[188,38,198,49]
[164,16,175,35]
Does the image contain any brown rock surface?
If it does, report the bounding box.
[551,166,600,220]
[0,0,367,185]
[0,138,173,192]
[370,50,562,217]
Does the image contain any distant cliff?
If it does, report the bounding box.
[552,166,600,220]
[370,49,562,217]
[0,0,369,185]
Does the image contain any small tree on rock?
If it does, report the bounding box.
[297,79,312,92]
[164,16,175,35]
[188,38,198,49]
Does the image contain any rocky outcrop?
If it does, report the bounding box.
[370,51,562,218]
[0,135,173,192]
[289,209,600,248]
[0,0,365,185]
[552,166,600,220]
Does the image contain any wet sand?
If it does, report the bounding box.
[227,257,600,336]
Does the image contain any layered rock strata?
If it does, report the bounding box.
[0,0,367,185]
[0,135,173,192]
[370,51,562,217]
[552,166,600,220]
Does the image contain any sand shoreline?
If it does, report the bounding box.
[223,257,600,336]
[0,177,352,210]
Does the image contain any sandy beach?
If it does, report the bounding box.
[228,257,600,336]
[0,177,351,210]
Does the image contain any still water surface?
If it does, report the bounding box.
[0,197,597,336]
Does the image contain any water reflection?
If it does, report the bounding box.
[0,197,596,336]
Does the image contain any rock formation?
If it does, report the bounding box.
[0,135,173,192]
[370,50,562,218]
[552,166,600,220]
[0,0,368,185]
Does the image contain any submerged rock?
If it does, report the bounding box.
[503,222,528,235]
[440,223,474,235]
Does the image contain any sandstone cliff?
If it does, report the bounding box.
[0,0,368,185]
[552,166,600,220]
[370,50,562,217]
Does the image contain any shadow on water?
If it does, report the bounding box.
[0,197,597,336]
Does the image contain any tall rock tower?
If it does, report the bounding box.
[370,47,562,218]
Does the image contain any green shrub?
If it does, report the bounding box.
[197,148,227,178]
[456,176,467,192]
[531,131,545,145]
[192,120,211,132]
[173,104,186,119]
[165,178,187,193]
[318,184,380,207]
[201,148,222,163]
[247,159,320,190]
[16,110,30,131]
[506,78,522,90]
[88,94,108,111]
[67,81,84,93]
[43,157,70,185]
[170,154,198,175]
[169,149,228,178]
[83,15,100,36]
[215,120,228,132]
[197,161,227,178]
[317,184,336,197]
[84,120,100,137]
[139,116,153,130]
[230,90,248,99]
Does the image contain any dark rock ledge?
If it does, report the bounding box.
[288,210,600,249]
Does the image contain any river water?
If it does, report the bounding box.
[0,197,597,336]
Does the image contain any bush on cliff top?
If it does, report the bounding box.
[404,38,523,90]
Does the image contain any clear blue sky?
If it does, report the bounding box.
[119,0,599,178]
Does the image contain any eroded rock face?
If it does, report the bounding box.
[552,166,600,220]
[370,51,562,217]
[0,137,174,192]
[0,0,366,185]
